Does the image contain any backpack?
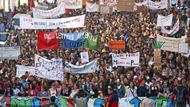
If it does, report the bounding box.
[176,88,185,103]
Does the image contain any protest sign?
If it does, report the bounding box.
[181,49,190,57]
[0,46,20,60]
[135,0,168,10]
[65,59,97,74]
[37,31,59,50]
[157,14,173,27]
[136,5,148,16]
[153,49,161,66]
[35,54,64,81]
[108,40,125,50]
[157,35,188,53]
[19,15,85,29]
[117,0,135,12]
[100,5,113,14]
[33,3,65,19]
[60,32,84,49]
[16,65,36,78]
[161,19,179,35]
[84,32,99,50]
[80,51,89,63]
[147,0,168,10]
[86,2,99,12]
[63,0,82,9]
[112,52,140,67]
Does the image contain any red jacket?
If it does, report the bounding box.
[106,93,119,107]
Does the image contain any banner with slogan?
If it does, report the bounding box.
[84,32,100,50]
[112,52,140,67]
[0,96,173,107]
[19,15,85,29]
[108,40,125,50]
[16,65,36,78]
[0,96,68,107]
[35,54,64,81]
[63,0,83,9]
[60,32,84,49]
[0,46,20,60]
[65,59,98,74]
[157,14,173,27]
[80,51,89,64]
[117,0,135,12]
[37,31,59,50]
[147,0,168,10]
[86,2,99,12]
[135,0,168,10]
[33,3,65,19]
[157,35,188,53]
[161,19,180,35]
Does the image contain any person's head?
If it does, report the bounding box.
[77,89,86,98]
[50,96,56,103]
[108,86,114,94]
[129,81,134,88]
[116,79,121,86]
[177,80,182,86]
[25,71,29,78]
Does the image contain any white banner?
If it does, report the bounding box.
[112,52,140,67]
[157,14,173,27]
[63,0,82,9]
[65,59,97,74]
[86,2,99,12]
[135,0,168,10]
[161,19,180,35]
[19,15,85,29]
[35,54,64,81]
[16,65,36,78]
[80,51,89,64]
[181,49,190,57]
[157,35,188,53]
[0,46,20,60]
[33,3,65,19]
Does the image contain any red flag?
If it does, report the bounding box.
[37,32,59,50]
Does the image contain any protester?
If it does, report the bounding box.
[0,0,189,107]
[105,86,119,107]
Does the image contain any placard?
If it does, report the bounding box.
[108,40,125,50]
[112,52,140,67]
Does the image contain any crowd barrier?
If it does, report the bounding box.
[0,95,176,107]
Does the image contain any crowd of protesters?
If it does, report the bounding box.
[0,0,190,107]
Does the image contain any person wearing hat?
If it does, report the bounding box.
[105,86,118,107]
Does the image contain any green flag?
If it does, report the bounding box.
[84,32,100,50]
[152,41,163,49]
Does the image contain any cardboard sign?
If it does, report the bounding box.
[117,0,135,12]
[108,40,125,50]
[136,5,148,16]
